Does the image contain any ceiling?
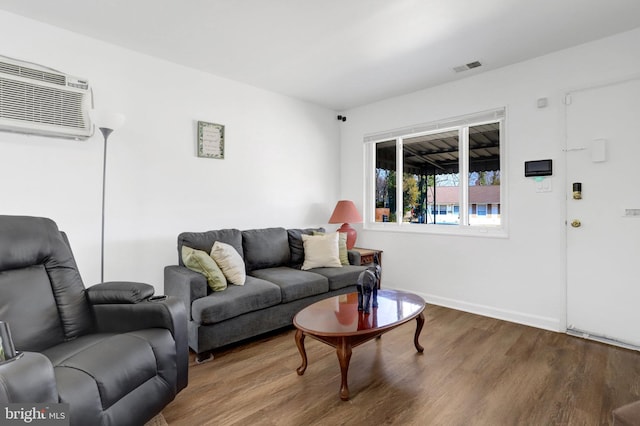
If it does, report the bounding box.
[1,0,639,110]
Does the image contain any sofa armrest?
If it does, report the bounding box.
[86,281,155,304]
[348,250,361,265]
[164,265,208,316]
[0,352,58,403]
[91,297,189,392]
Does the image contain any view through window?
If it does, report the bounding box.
[369,109,503,231]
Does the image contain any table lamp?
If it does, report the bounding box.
[328,200,363,249]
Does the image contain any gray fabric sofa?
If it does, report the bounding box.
[164,227,367,361]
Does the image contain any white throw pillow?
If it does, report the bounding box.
[210,241,246,285]
[301,232,342,270]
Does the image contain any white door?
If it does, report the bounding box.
[566,78,640,348]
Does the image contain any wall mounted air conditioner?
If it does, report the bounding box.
[0,55,92,140]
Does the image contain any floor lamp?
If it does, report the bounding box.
[90,110,126,282]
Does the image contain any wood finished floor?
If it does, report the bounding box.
[163,305,640,425]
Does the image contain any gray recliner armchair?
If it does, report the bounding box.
[0,215,188,425]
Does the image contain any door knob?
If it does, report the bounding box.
[571,219,581,228]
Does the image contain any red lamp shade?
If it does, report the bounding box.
[328,200,363,249]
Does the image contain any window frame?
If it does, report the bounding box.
[364,108,508,238]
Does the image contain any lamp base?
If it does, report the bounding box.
[337,223,357,249]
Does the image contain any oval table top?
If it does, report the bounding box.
[293,289,425,337]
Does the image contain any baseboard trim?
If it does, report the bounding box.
[566,328,640,351]
[392,287,562,332]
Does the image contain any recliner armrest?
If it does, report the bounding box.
[91,297,189,392]
[0,352,58,403]
[86,281,155,304]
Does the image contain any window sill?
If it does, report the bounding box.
[364,222,508,239]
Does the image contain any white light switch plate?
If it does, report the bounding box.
[535,178,552,193]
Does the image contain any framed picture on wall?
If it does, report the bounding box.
[197,121,225,159]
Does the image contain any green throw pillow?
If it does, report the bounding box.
[182,245,227,291]
[313,230,349,265]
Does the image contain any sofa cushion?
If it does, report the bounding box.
[287,227,325,269]
[191,276,281,325]
[178,229,243,267]
[301,233,342,270]
[309,265,367,291]
[242,228,290,272]
[249,267,329,303]
[182,246,227,291]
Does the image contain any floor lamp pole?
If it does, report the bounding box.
[99,127,114,283]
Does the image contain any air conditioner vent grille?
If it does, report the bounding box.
[0,78,86,129]
[0,55,92,139]
[0,60,66,86]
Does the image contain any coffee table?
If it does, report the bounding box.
[293,289,426,400]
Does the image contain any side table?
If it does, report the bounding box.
[351,247,383,287]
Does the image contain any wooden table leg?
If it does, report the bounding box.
[295,329,307,375]
[414,312,425,353]
[337,337,353,401]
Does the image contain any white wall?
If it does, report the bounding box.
[0,11,341,291]
[340,28,640,331]
[3,10,639,332]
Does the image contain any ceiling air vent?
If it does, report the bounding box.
[453,61,482,73]
[0,55,92,140]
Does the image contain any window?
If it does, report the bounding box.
[374,140,396,222]
[366,108,505,235]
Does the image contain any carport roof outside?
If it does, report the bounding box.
[376,122,500,175]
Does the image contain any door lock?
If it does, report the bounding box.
[572,182,582,200]
[571,219,582,228]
